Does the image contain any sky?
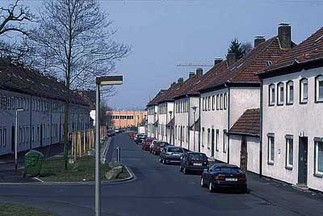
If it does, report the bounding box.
[3,0,323,110]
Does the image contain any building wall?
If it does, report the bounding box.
[147,106,155,137]
[108,110,146,129]
[200,88,228,162]
[229,135,260,174]
[262,66,323,192]
[174,97,189,148]
[0,89,90,156]
[230,87,260,127]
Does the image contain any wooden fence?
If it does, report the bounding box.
[71,126,107,161]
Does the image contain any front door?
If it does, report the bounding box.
[240,136,248,172]
[298,137,308,185]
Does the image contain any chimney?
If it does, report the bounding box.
[196,68,203,77]
[278,23,291,49]
[214,58,223,66]
[170,82,176,87]
[226,52,236,66]
[254,36,266,47]
[189,72,195,79]
[178,77,184,84]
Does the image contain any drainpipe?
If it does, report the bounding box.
[259,80,263,178]
[227,86,231,164]
[198,96,201,152]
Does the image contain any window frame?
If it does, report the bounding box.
[314,137,323,177]
[267,133,275,165]
[212,96,215,111]
[315,75,323,103]
[300,78,308,104]
[286,81,294,105]
[224,93,227,110]
[268,84,275,106]
[215,129,219,152]
[285,135,293,169]
[277,82,284,106]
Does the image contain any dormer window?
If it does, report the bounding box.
[277,82,284,105]
[300,78,308,104]
[315,75,323,102]
[269,84,275,106]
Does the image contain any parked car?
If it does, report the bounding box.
[151,141,170,155]
[134,134,146,144]
[200,163,247,193]
[159,146,184,164]
[142,137,155,151]
[179,152,208,174]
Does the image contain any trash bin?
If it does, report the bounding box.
[24,150,44,177]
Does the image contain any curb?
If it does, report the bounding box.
[0,165,136,186]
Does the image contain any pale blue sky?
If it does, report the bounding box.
[6,0,323,110]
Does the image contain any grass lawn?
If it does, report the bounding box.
[39,155,130,182]
[0,203,55,216]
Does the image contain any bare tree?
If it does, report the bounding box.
[29,0,130,169]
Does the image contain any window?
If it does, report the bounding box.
[223,129,227,153]
[216,95,219,110]
[0,128,2,146]
[202,97,205,111]
[314,138,323,176]
[267,133,275,164]
[300,78,308,103]
[315,75,323,102]
[285,135,293,169]
[277,83,284,105]
[2,127,6,146]
[207,129,210,149]
[202,127,205,147]
[212,96,215,110]
[286,81,294,105]
[224,93,227,110]
[220,94,223,110]
[208,96,211,111]
[216,129,219,152]
[269,84,275,106]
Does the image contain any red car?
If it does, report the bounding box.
[151,141,170,155]
[142,137,155,151]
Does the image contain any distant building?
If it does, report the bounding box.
[106,110,146,129]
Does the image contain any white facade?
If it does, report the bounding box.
[146,106,156,137]
[199,87,260,162]
[262,66,323,192]
[157,102,173,142]
[174,97,199,150]
[229,135,260,174]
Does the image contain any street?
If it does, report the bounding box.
[0,133,323,216]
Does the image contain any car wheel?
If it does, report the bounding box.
[208,182,214,193]
[200,177,206,187]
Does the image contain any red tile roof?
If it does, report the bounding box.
[199,37,293,92]
[147,90,167,106]
[229,108,260,136]
[0,62,89,106]
[154,82,184,104]
[172,74,202,99]
[259,27,323,76]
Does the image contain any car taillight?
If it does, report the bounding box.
[239,174,246,181]
[214,174,225,180]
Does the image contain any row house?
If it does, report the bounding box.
[146,90,166,138]
[172,69,204,150]
[0,61,91,156]
[198,24,293,166]
[258,27,323,191]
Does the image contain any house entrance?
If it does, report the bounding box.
[240,136,248,172]
[298,137,308,185]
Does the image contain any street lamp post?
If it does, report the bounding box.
[95,75,123,216]
[15,108,24,170]
[192,106,197,152]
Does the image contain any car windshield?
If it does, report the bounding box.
[214,167,241,174]
[168,147,183,153]
[189,153,207,160]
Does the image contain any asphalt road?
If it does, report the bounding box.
[0,133,323,216]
